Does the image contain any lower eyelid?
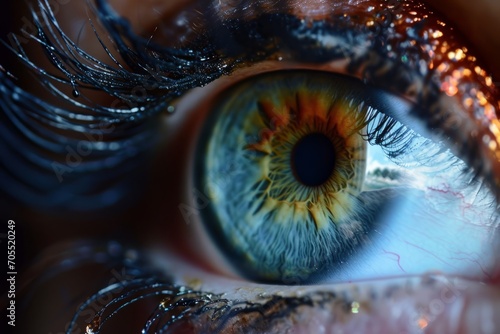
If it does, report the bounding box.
[14,238,500,334]
[150,246,500,334]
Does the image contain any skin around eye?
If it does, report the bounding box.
[429,0,500,79]
[107,0,500,78]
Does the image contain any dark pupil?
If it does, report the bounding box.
[291,133,336,187]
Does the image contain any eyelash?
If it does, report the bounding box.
[0,1,230,208]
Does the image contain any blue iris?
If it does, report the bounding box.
[194,70,421,283]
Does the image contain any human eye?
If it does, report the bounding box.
[159,0,500,284]
[2,0,500,333]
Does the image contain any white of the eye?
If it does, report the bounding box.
[326,142,499,283]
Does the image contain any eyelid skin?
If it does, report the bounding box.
[113,0,500,78]
[146,246,500,334]
[428,0,500,79]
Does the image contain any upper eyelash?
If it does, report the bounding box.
[0,0,235,210]
[6,0,226,112]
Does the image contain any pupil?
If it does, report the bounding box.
[291,133,336,187]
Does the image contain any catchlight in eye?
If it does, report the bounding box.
[192,69,499,284]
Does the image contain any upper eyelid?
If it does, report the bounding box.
[422,0,500,79]
[2,0,499,209]
[159,0,500,195]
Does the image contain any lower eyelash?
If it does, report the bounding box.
[27,240,343,334]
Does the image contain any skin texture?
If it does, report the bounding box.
[2,0,500,333]
[429,0,500,79]
[108,0,500,78]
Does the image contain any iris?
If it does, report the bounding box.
[194,70,427,283]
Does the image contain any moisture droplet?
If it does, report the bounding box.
[86,315,101,334]
[72,89,80,98]
[159,297,171,310]
[167,105,175,113]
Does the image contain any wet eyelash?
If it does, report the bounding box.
[4,0,230,111]
[0,0,237,210]
[360,106,461,172]
[25,240,344,334]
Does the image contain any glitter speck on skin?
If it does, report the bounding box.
[485,104,496,119]
[490,141,498,151]
[432,30,443,38]
[464,98,474,108]
[418,317,429,329]
[442,79,459,97]
[477,91,488,106]
[447,48,466,61]
[486,77,493,87]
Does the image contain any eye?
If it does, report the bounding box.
[190,68,498,284]
[162,0,500,285]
